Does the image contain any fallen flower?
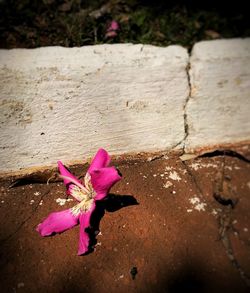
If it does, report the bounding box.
[36,148,122,255]
[105,20,119,38]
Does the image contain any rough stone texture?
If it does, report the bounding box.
[0,44,189,173]
[1,39,250,175]
[185,38,250,152]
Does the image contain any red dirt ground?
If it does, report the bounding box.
[0,150,250,292]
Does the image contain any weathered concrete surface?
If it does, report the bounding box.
[1,39,250,175]
[0,153,250,292]
[0,44,189,173]
[185,38,250,153]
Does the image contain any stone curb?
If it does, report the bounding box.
[0,39,249,174]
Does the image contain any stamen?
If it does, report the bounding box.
[59,175,89,193]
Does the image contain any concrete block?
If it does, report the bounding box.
[0,44,189,173]
[186,38,250,152]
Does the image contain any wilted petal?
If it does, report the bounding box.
[78,202,96,255]
[36,209,79,236]
[88,148,111,172]
[90,166,122,200]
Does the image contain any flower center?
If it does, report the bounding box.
[70,173,96,215]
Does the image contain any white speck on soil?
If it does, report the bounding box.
[122,224,126,228]
[172,191,176,194]
[187,209,193,213]
[247,182,250,189]
[126,182,129,185]
[225,166,232,171]
[1,200,4,203]
[189,197,200,205]
[194,203,207,212]
[34,191,41,196]
[165,166,173,171]
[96,242,102,246]
[169,171,181,181]
[39,200,43,206]
[17,282,25,288]
[163,181,173,189]
[153,174,157,177]
[118,274,124,280]
[190,163,200,171]
[212,209,218,215]
[55,198,73,206]
[234,166,241,170]
[190,162,218,171]
[243,228,248,232]
[189,197,207,212]
[30,199,35,205]
[143,175,147,178]
[232,219,238,224]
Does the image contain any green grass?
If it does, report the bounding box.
[0,0,249,49]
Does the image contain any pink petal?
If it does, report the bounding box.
[58,161,83,200]
[88,148,111,173]
[90,166,122,200]
[108,20,119,31]
[105,31,118,38]
[78,202,96,255]
[36,209,79,236]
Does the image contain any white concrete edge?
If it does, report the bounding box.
[0,38,250,175]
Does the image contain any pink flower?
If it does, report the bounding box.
[108,20,119,32]
[105,20,119,38]
[36,148,122,255]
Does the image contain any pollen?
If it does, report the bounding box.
[70,173,96,215]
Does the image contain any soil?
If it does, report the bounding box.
[0,0,249,50]
[0,149,250,292]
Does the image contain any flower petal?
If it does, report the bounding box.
[58,161,84,201]
[78,202,96,255]
[36,209,79,236]
[89,166,122,200]
[88,148,110,173]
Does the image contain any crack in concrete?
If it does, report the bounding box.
[183,62,191,150]
[0,189,50,246]
[172,60,191,154]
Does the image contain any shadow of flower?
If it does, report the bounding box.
[85,193,139,254]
